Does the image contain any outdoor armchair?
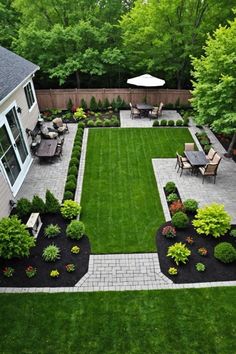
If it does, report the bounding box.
[199,163,219,184]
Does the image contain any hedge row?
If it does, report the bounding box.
[153,118,189,127]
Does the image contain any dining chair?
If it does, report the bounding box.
[157,102,164,117]
[206,147,216,161]
[184,143,195,151]
[175,152,187,169]
[149,106,159,119]
[199,163,219,184]
[176,153,192,176]
[211,153,221,165]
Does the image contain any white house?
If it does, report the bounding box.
[0,46,40,218]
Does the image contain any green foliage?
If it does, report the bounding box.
[42,244,60,262]
[153,120,159,127]
[160,119,167,126]
[167,242,191,265]
[50,269,60,278]
[69,157,80,168]
[95,119,103,127]
[45,190,61,214]
[214,242,236,263]
[167,193,179,203]
[110,118,119,127]
[65,181,76,193]
[67,175,77,185]
[74,107,86,120]
[165,181,176,194]
[80,98,87,111]
[16,198,31,218]
[230,229,236,238]
[66,220,85,240]
[25,265,37,278]
[31,195,45,213]
[195,263,206,272]
[65,263,76,272]
[0,216,35,259]
[192,203,231,238]
[97,99,103,111]
[90,96,98,111]
[183,117,190,126]
[63,191,74,201]
[162,225,176,238]
[103,98,110,110]
[172,212,189,229]
[168,267,178,275]
[103,119,111,127]
[44,224,61,238]
[67,98,73,111]
[87,120,95,127]
[176,119,183,126]
[60,200,81,220]
[71,245,80,254]
[168,120,175,126]
[116,96,123,109]
[68,166,77,177]
[3,267,15,277]
[183,199,199,213]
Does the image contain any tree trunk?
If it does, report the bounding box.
[176,72,182,89]
[75,70,80,89]
[227,131,236,156]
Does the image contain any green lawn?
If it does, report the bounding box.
[81,128,193,253]
[0,288,235,354]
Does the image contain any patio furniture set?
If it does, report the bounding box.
[129,102,164,119]
[176,144,222,183]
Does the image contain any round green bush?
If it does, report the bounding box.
[103,119,111,127]
[68,166,77,177]
[176,119,183,126]
[44,224,61,238]
[167,193,179,203]
[66,220,85,240]
[66,175,77,184]
[172,212,189,229]
[230,229,236,238]
[69,157,80,168]
[214,242,236,263]
[165,181,176,194]
[42,244,60,262]
[16,198,32,218]
[111,118,119,127]
[168,120,175,126]
[65,181,76,193]
[160,119,167,126]
[60,200,81,220]
[71,151,81,159]
[78,122,85,128]
[73,142,81,149]
[95,119,103,127]
[183,199,199,213]
[87,120,95,127]
[63,191,74,201]
[153,120,159,127]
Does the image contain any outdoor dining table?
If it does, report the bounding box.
[136,103,153,117]
[184,151,209,174]
[35,139,58,159]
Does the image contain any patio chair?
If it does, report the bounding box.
[54,137,64,159]
[206,147,216,161]
[175,152,187,169]
[52,118,68,134]
[184,143,195,151]
[149,106,159,119]
[157,102,164,117]
[40,125,58,139]
[199,163,219,184]
[129,103,140,119]
[176,153,192,176]
[211,153,222,165]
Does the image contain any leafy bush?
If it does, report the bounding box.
[95,119,103,127]
[42,244,60,262]
[97,99,103,111]
[50,269,60,278]
[78,122,85,128]
[80,98,87,111]
[66,220,85,240]
[69,157,80,168]
[111,118,119,127]
[90,96,98,111]
[61,200,81,220]
[16,198,32,218]
[176,119,183,126]
[168,120,175,126]
[68,166,77,177]
[153,120,159,127]
[214,242,236,263]
[204,144,212,153]
[25,265,37,278]
[167,242,191,265]
[183,199,199,213]
[165,181,176,194]
[67,175,77,185]
[195,263,206,272]
[3,267,14,277]
[168,267,178,275]
[71,245,80,254]
[103,119,111,127]
[192,203,231,238]
[65,263,76,272]
[230,229,236,238]
[0,216,35,259]
[162,225,176,238]
[198,247,208,256]
[67,98,73,111]
[103,97,110,110]
[45,190,61,214]
[183,117,190,126]
[63,191,74,201]
[31,195,45,213]
[74,107,86,120]
[169,200,184,215]
[167,193,179,203]
[160,119,167,126]
[44,224,61,238]
[65,181,76,193]
[172,212,189,229]
[87,119,95,127]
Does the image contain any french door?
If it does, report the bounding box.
[0,105,31,195]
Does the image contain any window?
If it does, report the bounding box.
[24,82,35,109]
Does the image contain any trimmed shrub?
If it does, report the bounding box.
[60,200,81,220]
[103,97,110,110]
[42,244,60,262]
[165,181,176,194]
[214,242,236,263]
[97,99,103,111]
[183,199,199,213]
[103,119,111,127]
[192,203,231,238]
[45,190,60,214]
[176,119,183,126]
[44,224,61,238]
[95,119,103,127]
[66,175,77,184]
[111,118,119,127]
[167,242,191,265]
[170,200,184,215]
[68,166,77,177]
[167,193,179,203]
[160,119,167,126]
[31,195,45,214]
[65,181,76,193]
[87,120,95,127]
[168,120,175,126]
[69,157,80,168]
[230,229,236,238]
[153,120,159,127]
[172,212,189,229]
[90,96,98,111]
[80,98,87,111]
[78,122,85,128]
[67,98,73,111]
[0,216,35,259]
[16,198,31,218]
[66,220,85,240]
[63,191,74,201]
[183,117,190,126]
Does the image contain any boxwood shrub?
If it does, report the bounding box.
[172,211,189,229]
[160,119,167,126]
[65,181,76,193]
[68,166,77,177]
[176,119,183,126]
[103,119,111,127]
[66,175,77,184]
[153,120,159,127]
[87,120,95,127]
[214,242,236,263]
[168,120,175,126]
[63,191,74,200]
[78,122,85,128]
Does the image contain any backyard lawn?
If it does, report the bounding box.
[81,128,194,253]
[0,287,235,354]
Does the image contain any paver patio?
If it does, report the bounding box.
[120,109,182,127]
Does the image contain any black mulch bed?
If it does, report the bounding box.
[0,213,90,287]
[156,220,236,283]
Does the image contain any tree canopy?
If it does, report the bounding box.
[191,17,236,153]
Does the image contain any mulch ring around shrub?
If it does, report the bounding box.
[0,213,90,287]
[156,220,236,283]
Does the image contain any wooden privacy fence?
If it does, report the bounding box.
[36,88,191,111]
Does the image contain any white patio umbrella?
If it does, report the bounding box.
[127,74,165,103]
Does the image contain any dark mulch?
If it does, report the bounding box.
[0,213,90,287]
[156,220,236,283]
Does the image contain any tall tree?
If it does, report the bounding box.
[191,17,236,154]
[0,0,19,48]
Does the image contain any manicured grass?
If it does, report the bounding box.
[0,288,235,354]
[81,128,193,253]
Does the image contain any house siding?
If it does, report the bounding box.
[0,173,12,218]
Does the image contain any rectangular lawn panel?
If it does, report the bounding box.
[81,128,193,253]
[0,288,235,354]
